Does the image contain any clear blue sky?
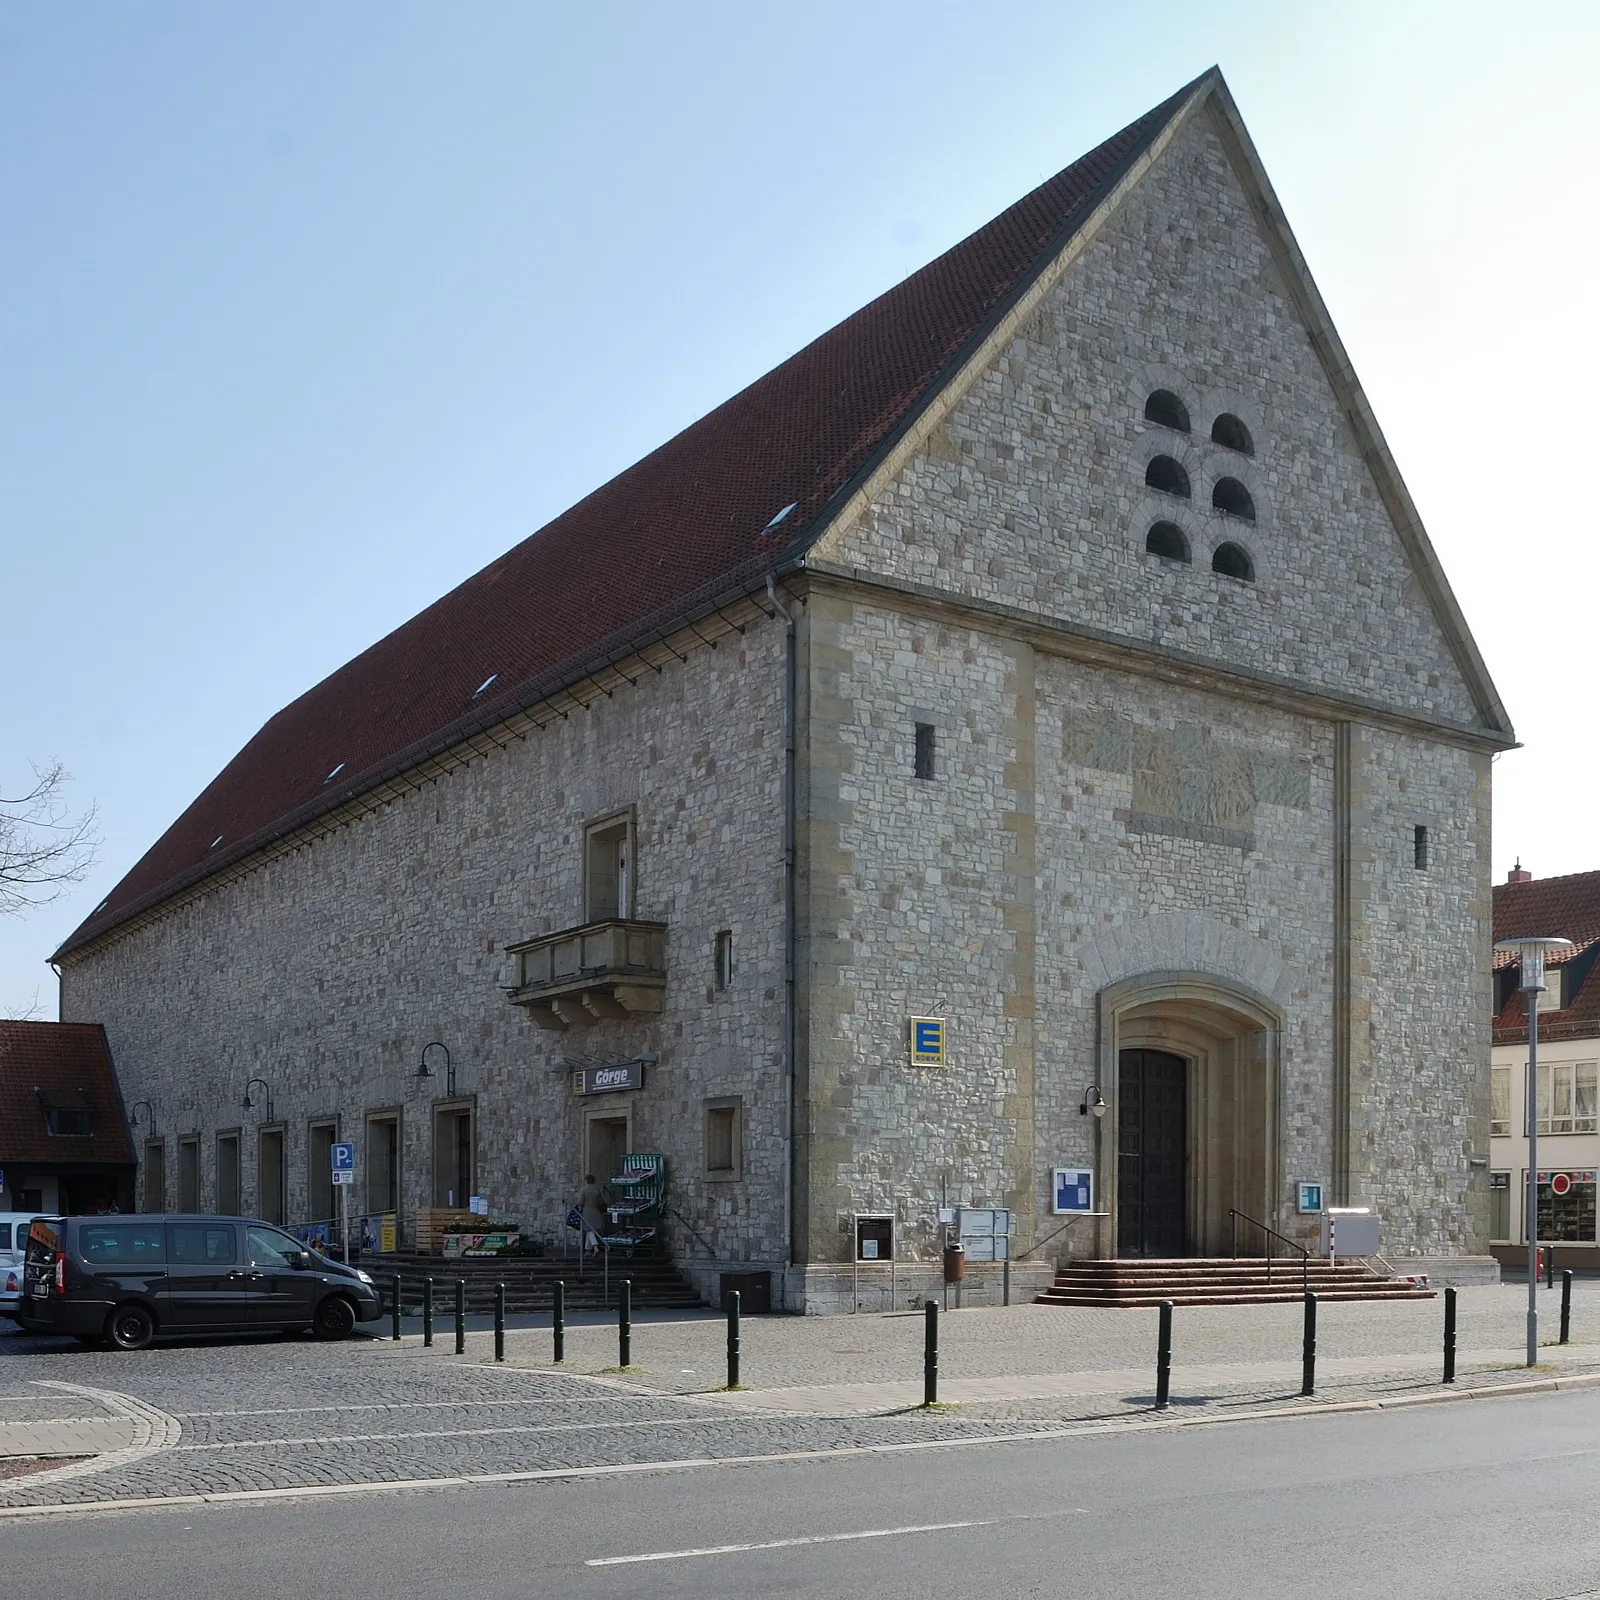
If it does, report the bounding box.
[4,3,1597,1016]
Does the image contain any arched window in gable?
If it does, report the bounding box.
[1212,477,1255,521]
[1212,542,1255,582]
[1144,390,1190,432]
[1211,413,1254,454]
[1146,456,1190,499]
[1145,522,1190,563]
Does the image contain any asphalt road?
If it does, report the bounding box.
[9,1386,1600,1599]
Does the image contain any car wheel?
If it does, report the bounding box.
[107,1304,155,1352]
[313,1295,357,1340]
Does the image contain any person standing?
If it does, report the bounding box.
[576,1173,607,1258]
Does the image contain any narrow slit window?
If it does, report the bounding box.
[1413,824,1429,870]
[714,929,734,991]
[914,723,936,781]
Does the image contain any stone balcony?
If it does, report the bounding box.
[504,919,667,1031]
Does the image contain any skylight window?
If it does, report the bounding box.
[762,502,798,534]
[209,836,224,850]
[324,763,345,784]
[92,897,109,916]
[473,674,499,698]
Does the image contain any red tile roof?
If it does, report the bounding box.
[1493,871,1600,1044]
[57,77,1202,961]
[0,1022,135,1167]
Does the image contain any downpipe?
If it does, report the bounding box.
[767,573,798,1303]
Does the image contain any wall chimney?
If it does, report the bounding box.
[1508,860,1532,884]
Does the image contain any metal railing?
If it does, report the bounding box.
[1228,1207,1309,1294]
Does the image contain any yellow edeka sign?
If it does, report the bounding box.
[908,1016,946,1066]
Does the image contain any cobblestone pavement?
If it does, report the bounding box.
[3,1283,1598,1511]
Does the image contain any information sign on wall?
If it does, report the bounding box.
[855,1214,894,1261]
[1052,1167,1094,1215]
[908,1017,946,1066]
[571,1061,644,1096]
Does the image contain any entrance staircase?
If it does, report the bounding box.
[377,1250,704,1315]
[1038,1257,1436,1308]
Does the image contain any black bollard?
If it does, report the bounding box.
[1547,1245,1556,1291]
[391,1274,402,1341]
[1155,1300,1173,1410]
[455,1279,466,1355]
[1302,1291,1318,1396]
[423,1276,434,1347]
[924,1299,939,1407]
[1561,1270,1573,1345]
[494,1283,506,1363]
[618,1279,632,1367]
[727,1290,742,1389]
[553,1280,565,1364]
[1443,1285,1457,1383]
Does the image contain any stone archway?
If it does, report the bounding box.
[1095,973,1282,1257]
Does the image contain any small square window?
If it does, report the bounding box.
[1413,825,1428,870]
[704,1098,742,1180]
[714,929,733,992]
[914,723,936,781]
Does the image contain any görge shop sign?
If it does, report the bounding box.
[571,1061,644,1096]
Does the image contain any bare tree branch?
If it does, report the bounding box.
[0,761,100,916]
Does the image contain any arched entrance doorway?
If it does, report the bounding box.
[1097,974,1282,1257]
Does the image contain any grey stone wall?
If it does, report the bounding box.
[61,623,791,1274]
[819,105,1481,731]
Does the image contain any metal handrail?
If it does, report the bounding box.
[1228,1207,1309,1294]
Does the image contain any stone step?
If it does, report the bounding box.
[1037,1287,1437,1306]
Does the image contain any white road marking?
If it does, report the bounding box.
[586,1518,997,1566]
[177,1396,663,1418]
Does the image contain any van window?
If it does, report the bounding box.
[0,1223,10,1251]
[79,1224,165,1265]
[166,1223,237,1265]
[247,1226,305,1269]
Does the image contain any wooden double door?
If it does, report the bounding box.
[1117,1049,1187,1257]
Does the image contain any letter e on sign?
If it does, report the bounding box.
[909,1017,945,1066]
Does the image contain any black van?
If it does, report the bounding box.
[17,1215,383,1350]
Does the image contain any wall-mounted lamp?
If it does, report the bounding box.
[419,1042,455,1098]
[242,1077,274,1122]
[1079,1084,1106,1118]
[128,1099,156,1135]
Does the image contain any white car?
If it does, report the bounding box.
[1,1216,48,1319]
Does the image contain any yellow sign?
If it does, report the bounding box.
[909,1016,946,1066]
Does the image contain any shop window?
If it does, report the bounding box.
[1534,1171,1598,1243]
[1489,1171,1511,1243]
[704,1098,742,1180]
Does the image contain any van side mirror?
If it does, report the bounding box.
[292,1250,313,1270]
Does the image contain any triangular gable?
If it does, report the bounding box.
[810,72,1511,742]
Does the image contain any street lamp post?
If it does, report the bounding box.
[1495,935,1573,1367]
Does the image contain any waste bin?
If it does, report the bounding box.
[719,1271,771,1314]
[943,1242,966,1284]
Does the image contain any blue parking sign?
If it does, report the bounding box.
[331,1142,356,1172]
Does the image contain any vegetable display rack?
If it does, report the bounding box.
[600,1153,665,1256]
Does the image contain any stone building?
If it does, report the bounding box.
[51,70,1510,1309]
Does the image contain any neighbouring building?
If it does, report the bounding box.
[50,70,1510,1310]
[1490,866,1600,1274]
[0,1022,136,1217]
